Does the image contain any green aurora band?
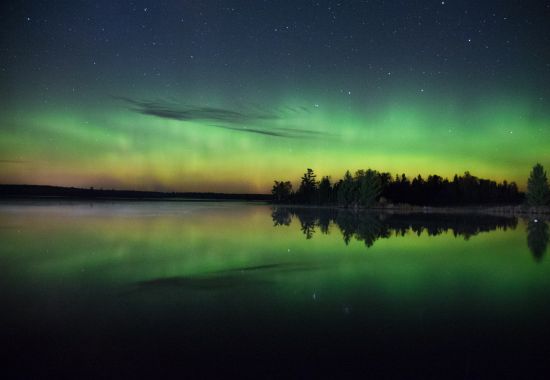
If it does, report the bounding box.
[1,90,549,193]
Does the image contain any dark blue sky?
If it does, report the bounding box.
[2,0,549,102]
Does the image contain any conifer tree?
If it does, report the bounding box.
[527,163,550,206]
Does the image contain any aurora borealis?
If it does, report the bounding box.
[1,0,549,193]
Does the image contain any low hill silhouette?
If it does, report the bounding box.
[0,184,271,201]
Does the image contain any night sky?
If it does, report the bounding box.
[1,0,549,192]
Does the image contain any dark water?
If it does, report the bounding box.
[1,202,550,378]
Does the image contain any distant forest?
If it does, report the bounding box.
[272,168,524,206]
[0,185,271,201]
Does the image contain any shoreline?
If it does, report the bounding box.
[269,203,550,218]
[1,196,548,218]
[1,185,548,219]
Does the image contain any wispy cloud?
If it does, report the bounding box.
[211,125,296,138]
[115,96,334,139]
[114,96,279,123]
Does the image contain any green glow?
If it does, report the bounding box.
[1,91,548,192]
[1,203,548,320]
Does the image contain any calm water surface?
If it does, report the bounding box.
[1,201,550,377]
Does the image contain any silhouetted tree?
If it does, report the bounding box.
[411,175,425,204]
[357,169,381,207]
[337,170,355,207]
[460,171,479,204]
[272,168,524,206]
[318,176,332,205]
[271,181,293,203]
[296,168,318,204]
[527,163,550,206]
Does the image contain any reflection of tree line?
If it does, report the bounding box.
[272,207,550,261]
[527,220,549,261]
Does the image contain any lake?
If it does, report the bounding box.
[1,201,550,378]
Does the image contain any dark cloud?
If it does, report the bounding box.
[115,96,334,139]
[209,124,334,139]
[115,96,279,123]
[210,125,296,138]
[274,126,335,136]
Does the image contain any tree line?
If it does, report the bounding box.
[272,164,550,207]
